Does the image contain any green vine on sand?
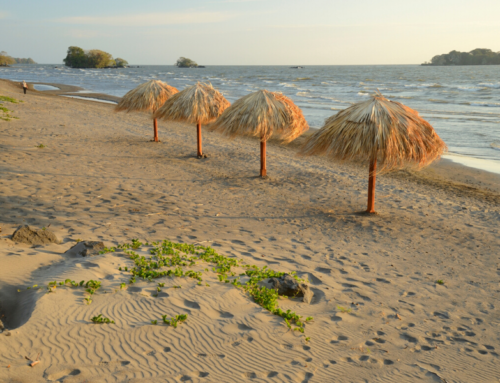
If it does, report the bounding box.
[20,239,314,337]
[19,278,102,306]
[113,239,313,335]
[91,314,115,324]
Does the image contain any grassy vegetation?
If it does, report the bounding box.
[337,305,352,314]
[91,314,115,324]
[161,314,188,328]
[0,95,21,122]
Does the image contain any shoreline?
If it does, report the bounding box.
[25,80,500,181]
[26,81,121,104]
[3,78,499,195]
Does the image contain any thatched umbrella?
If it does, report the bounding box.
[153,82,230,158]
[300,93,447,213]
[115,80,178,142]
[210,90,309,177]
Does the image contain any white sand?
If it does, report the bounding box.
[1,79,499,382]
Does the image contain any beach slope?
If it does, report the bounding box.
[0,79,499,382]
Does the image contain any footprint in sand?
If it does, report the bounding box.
[80,262,100,268]
[183,299,201,309]
[316,267,331,274]
[44,368,81,381]
[297,372,314,382]
[223,323,254,335]
[196,353,225,359]
[280,343,310,351]
[232,337,253,347]
[331,335,349,345]
[400,333,418,343]
[127,286,142,293]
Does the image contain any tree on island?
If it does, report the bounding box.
[0,51,16,65]
[176,57,198,68]
[423,48,500,66]
[0,51,36,65]
[14,58,37,64]
[115,58,128,68]
[63,46,87,68]
[86,49,114,68]
[63,46,127,68]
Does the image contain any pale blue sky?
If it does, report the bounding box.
[1,0,499,65]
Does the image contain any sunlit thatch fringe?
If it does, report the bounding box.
[153,82,230,124]
[209,90,309,142]
[300,94,447,172]
[115,80,178,114]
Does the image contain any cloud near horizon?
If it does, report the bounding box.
[55,11,234,27]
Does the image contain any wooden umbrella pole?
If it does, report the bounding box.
[367,156,377,213]
[197,122,202,157]
[153,118,159,142]
[260,138,267,177]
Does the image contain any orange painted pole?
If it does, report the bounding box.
[367,157,377,213]
[153,118,159,142]
[260,139,267,177]
[197,122,202,157]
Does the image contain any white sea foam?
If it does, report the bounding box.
[469,102,500,107]
[478,83,500,89]
[405,83,442,89]
[279,82,297,88]
[457,86,484,92]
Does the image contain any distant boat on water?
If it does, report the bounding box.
[290,66,304,69]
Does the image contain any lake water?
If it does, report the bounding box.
[2,64,499,173]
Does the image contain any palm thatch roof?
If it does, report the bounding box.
[115,80,178,114]
[209,90,309,142]
[300,93,447,172]
[153,82,230,124]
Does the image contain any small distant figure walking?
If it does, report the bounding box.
[22,80,28,94]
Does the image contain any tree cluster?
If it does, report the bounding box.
[423,48,500,66]
[63,46,128,68]
[176,57,198,68]
[0,51,36,65]
[14,58,36,64]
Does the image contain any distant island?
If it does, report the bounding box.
[422,48,500,66]
[63,46,128,69]
[0,51,37,65]
[176,57,204,68]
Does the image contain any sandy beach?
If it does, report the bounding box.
[0,78,499,382]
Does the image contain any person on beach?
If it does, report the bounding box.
[22,81,28,94]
